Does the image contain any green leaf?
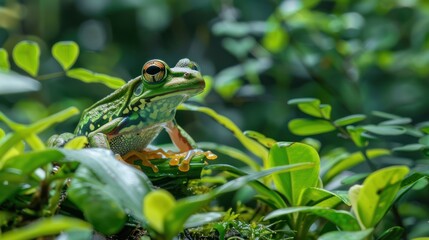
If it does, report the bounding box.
[419,135,429,146]
[68,167,127,235]
[244,130,277,148]
[334,114,366,127]
[320,104,332,119]
[393,143,426,152]
[262,22,288,53]
[52,41,79,70]
[372,111,402,120]
[323,149,390,183]
[319,229,373,240]
[379,118,412,126]
[163,163,314,239]
[289,118,336,136]
[60,149,153,224]
[143,189,176,233]
[0,48,10,71]
[12,40,40,77]
[293,100,321,113]
[377,226,404,240]
[184,212,223,228]
[66,68,126,89]
[352,166,409,229]
[268,142,320,205]
[300,187,346,208]
[0,216,91,240]
[363,125,406,136]
[341,173,370,185]
[347,126,368,147]
[264,206,360,231]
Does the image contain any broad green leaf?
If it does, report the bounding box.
[353,166,409,229]
[52,41,79,70]
[287,98,320,105]
[412,238,429,240]
[347,126,368,147]
[0,48,10,71]
[379,118,412,126]
[323,149,390,183]
[417,121,429,134]
[66,68,125,89]
[178,104,269,163]
[184,212,223,228]
[144,189,176,233]
[0,216,91,240]
[289,118,336,136]
[164,163,314,239]
[268,142,320,205]
[300,187,345,208]
[341,173,369,185]
[363,125,406,136]
[396,173,428,202]
[60,149,153,224]
[296,100,322,118]
[320,104,332,119]
[244,130,277,148]
[264,206,360,231]
[198,142,261,171]
[393,143,426,152]
[334,114,366,127]
[318,229,373,240]
[68,167,127,235]
[12,40,40,77]
[377,226,404,240]
[419,135,429,146]
[372,110,402,119]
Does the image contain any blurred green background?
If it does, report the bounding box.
[1,0,429,152]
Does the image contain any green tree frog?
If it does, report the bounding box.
[49,58,216,172]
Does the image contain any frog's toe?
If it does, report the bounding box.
[167,149,217,172]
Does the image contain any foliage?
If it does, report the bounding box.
[1,1,429,239]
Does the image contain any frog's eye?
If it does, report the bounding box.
[142,60,166,83]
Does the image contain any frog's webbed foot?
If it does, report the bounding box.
[165,149,217,172]
[121,150,165,173]
[121,148,217,173]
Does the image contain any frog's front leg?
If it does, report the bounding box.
[164,120,217,172]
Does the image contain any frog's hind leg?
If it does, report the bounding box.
[121,150,163,173]
[164,120,217,172]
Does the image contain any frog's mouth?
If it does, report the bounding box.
[129,80,204,109]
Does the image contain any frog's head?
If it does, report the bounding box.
[129,58,205,107]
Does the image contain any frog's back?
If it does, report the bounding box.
[74,76,140,135]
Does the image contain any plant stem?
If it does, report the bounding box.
[392,204,407,240]
[360,148,377,172]
[36,72,65,80]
